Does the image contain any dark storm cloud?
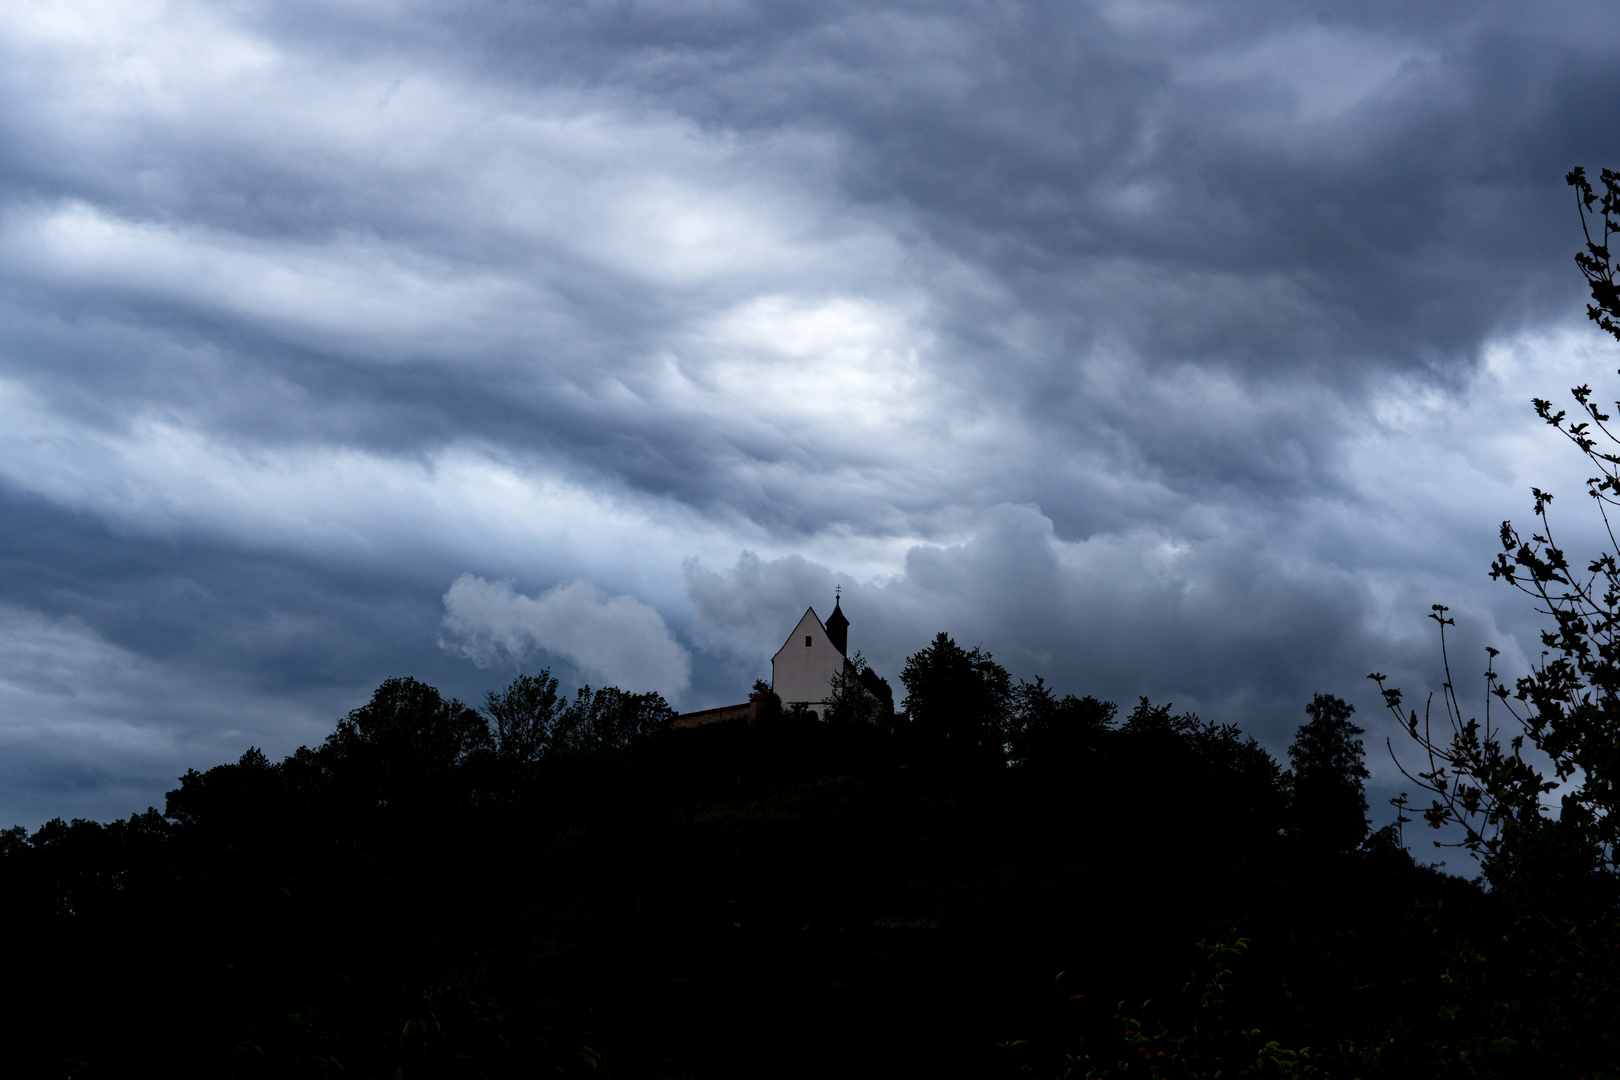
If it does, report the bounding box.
[387,0,1620,368]
[1,0,1618,824]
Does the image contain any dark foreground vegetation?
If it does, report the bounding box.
[10,168,1620,1078]
[0,653,1608,1079]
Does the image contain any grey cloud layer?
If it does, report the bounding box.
[0,0,1617,824]
[441,574,692,695]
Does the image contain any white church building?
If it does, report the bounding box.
[672,594,879,728]
[770,597,850,709]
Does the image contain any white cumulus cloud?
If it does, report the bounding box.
[439,574,691,698]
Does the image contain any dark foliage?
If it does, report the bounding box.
[0,650,1550,1078]
[323,675,493,807]
[1286,694,1370,855]
[1005,678,1114,771]
[856,663,895,717]
[898,632,1012,769]
[822,651,890,726]
[484,669,563,763]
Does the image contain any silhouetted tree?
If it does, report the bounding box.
[856,664,895,718]
[1116,696,1186,741]
[1285,693,1369,854]
[824,651,886,726]
[899,633,1011,768]
[323,676,491,805]
[1106,698,1287,839]
[1005,678,1115,769]
[555,685,675,750]
[484,669,564,763]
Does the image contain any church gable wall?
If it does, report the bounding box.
[771,608,844,706]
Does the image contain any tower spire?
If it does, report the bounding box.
[825,587,849,655]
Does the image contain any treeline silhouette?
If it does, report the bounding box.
[2,631,1601,1079]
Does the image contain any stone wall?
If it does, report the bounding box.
[671,699,762,729]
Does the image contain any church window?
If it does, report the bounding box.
[805,635,812,646]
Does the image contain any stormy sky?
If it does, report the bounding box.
[3,0,1620,828]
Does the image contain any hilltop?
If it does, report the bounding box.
[0,659,1537,1079]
